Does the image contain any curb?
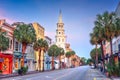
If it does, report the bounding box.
[0,68,67,79]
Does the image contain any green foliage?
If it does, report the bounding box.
[33,39,48,52]
[18,66,28,75]
[58,47,64,56]
[14,24,36,44]
[0,28,9,51]
[90,48,102,62]
[87,58,93,65]
[80,57,87,65]
[106,56,120,77]
[21,66,28,75]
[48,45,59,57]
[66,50,76,58]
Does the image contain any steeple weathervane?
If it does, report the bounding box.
[58,10,62,23]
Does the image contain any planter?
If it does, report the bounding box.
[105,72,110,77]
[0,70,2,75]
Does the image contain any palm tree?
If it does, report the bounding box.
[72,58,77,67]
[48,45,59,70]
[90,48,102,63]
[66,51,71,68]
[0,28,9,52]
[33,39,48,71]
[96,11,116,55]
[90,32,99,67]
[66,51,75,68]
[91,17,107,70]
[58,47,64,69]
[71,50,76,56]
[80,57,87,65]
[14,23,36,67]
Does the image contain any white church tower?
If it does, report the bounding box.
[55,10,66,50]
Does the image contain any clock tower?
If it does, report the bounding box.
[55,10,66,50]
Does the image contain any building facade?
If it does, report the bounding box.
[55,11,67,69]
[32,22,45,71]
[0,19,14,74]
[111,2,120,63]
[25,44,35,71]
[55,11,66,50]
[44,36,51,70]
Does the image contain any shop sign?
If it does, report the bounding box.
[0,58,4,62]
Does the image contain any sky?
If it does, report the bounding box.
[0,0,119,58]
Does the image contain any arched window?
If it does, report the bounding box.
[59,32,61,34]
[62,39,64,42]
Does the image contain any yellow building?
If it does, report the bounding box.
[32,22,45,71]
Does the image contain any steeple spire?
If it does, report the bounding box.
[58,10,62,23]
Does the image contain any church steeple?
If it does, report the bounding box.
[56,10,66,50]
[58,10,63,23]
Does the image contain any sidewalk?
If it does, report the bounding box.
[0,71,39,79]
[85,68,111,80]
[0,69,64,79]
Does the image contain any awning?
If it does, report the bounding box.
[0,53,13,58]
[13,52,22,58]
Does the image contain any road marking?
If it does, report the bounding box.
[53,70,75,80]
[45,76,52,78]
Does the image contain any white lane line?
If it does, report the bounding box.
[45,76,52,78]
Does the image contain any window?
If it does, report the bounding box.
[15,41,18,51]
[9,39,12,49]
[62,39,64,42]
[59,38,60,42]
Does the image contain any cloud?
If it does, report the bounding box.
[0,8,15,24]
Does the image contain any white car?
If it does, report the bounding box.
[91,64,95,69]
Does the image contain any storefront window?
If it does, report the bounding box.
[14,59,18,70]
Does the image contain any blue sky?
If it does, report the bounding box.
[0,0,119,58]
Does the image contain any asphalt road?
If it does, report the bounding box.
[1,66,89,80]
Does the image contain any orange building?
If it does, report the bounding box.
[71,55,80,67]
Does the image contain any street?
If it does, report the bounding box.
[1,66,109,80]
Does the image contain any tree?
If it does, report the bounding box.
[96,11,117,55]
[87,58,93,65]
[14,24,36,67]
[90,48,102,63]
[48,45,59,70]
[33,39,48,71]
[0,28,9,52]
[72,58,77,67]
[58,47,64,69]
[80,57,87,65]
[66,51,75,67]
[90,32,99,66]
